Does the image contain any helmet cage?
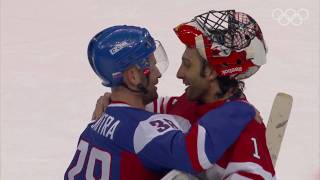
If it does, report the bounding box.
[174,10,267,79]
[193,10,260,51]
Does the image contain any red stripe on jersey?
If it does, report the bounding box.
[153,99,158,113]
[160,97,165,113]
[237,171,264,180]
[185,125,204,172]
[110,100,129,104]
[166,97,177,113]
[120,151,161,180]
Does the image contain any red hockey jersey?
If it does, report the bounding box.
[146,94,276,179]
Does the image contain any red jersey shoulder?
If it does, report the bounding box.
[166,94,199,124]
[217,120,275,176]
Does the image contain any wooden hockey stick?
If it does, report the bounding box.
[266,92,293,166]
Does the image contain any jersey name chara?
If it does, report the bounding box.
[91,113,120,140]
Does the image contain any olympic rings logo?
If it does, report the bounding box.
[272,8,309,26]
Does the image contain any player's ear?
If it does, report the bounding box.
[123,66,142,86]
[204,65,217,81]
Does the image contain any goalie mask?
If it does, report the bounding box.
[174,10,267,79]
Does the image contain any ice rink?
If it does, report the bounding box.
[1,0,319,179]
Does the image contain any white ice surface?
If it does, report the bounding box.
[1,0,319,179]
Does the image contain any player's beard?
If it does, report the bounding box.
[141,70,159,105]
[142,84,158,105]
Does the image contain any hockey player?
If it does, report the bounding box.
[150,10,275,179]
[66,24,260,180]
[65,25,170,179]
[92,10,276,179]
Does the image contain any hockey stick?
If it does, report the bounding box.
[266,92,293,166]
[161,92,293,179]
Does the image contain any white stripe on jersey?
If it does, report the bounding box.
[145,96,175,113]
[145,102,154,112]
[108,103,130,107]
[172,98,178,105]
[133,114,191,153]
[157,98,162,113]
[225,162,276,180]
[197,125,213,169]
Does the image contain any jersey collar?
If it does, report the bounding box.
[108,101,131,107]
[195,99,227,117]
[195,95,248,117]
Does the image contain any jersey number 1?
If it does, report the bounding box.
[251,137,261,159]
[67,140,111,180]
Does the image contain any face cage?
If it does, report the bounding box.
[192,9,258,51]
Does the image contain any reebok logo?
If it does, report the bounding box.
[109,42,130,55]
[222,67,242,75]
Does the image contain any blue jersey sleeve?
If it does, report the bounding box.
[134,101,256,174]
[196,101,256,169]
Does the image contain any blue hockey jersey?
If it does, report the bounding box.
[65,101,255,179]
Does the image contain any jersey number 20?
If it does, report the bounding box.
[67,140,111,180]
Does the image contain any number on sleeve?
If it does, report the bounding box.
[149,119,179,132]
[251,137,261,159]
[149,120,170,132]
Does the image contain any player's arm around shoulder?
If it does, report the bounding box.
[183,101,256,170]
[133,113,191,152]
[132,113,201,173]
[198,100,257,148]
[221,111,276,179]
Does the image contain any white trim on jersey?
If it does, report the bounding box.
[108,103,130,107]
[145,96,176,113]
[172,98,178,106]
[225,162,276,180]
[197,125,213,169]
[133,114,191,153]
[145,102,154,112]
[157,97,162,113]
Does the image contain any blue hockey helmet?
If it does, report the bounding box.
[88,25,168,87]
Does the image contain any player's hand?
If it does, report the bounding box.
[91,92,111,120]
